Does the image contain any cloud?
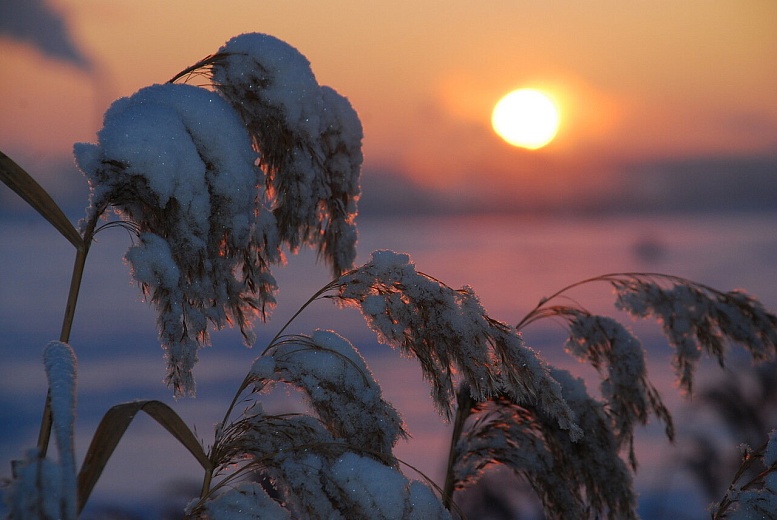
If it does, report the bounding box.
[0,0,91,70]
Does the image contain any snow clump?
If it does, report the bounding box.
[74,32,363,396]
[75,83,278,396]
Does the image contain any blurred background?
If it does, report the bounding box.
[1,1,776,518]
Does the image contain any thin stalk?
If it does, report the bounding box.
[168,52,230,84]
[260,277,344,356]
[221,276,344,428]
[200,471,213,502]
[442,384,474,510]
[515,271,719,330]
[200,276,346,499]
[37,215,98,457]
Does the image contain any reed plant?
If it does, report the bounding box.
[2,32,776,519]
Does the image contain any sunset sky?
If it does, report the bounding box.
[2,4,777,513]
[1,0,776,214]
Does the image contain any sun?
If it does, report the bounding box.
[491,88,560,149]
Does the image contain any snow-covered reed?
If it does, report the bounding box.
[2,32,776,520]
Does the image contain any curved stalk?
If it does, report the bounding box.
[37,214,99,457]
[515,271,723,330]
[223,276,343,426]
[200,276,346,499]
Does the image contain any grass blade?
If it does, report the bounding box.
[0,150,83,249]
[77,400,212,513]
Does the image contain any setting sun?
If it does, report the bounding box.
[492,88,560,149]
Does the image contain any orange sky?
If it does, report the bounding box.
[2,0,776,211]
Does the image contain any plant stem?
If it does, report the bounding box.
[442,384,474,510]
[514,271,716,330]
[216,277,342,436]
[37,216,97,457]
[36,394,53,457]
[200,470,214,501]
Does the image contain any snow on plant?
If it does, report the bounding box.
[73,33,362,396]
[197,395,443,519]
[2,31,777,520]
[6,342,77,520]
[564,313,671,468]
[249,330,406,456]
[612,276,777,393]
[189,330,433,518]
[203,330,407,490]
[710,430,777,519]
[202,33,362,272]
[74,82,278,396]
[452,368,638,520]
[332,250,581,438]
[192,481,291,520]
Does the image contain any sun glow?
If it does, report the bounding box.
[492,89,560,149]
